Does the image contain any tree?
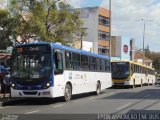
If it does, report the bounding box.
[3,0,85,45]
[0,9,21,49]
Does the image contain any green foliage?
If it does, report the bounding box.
[145,50,160,73]
[153,58,160,74]
[0,9,19,49]
[0,0,85,46]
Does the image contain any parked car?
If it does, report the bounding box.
[155,78,160,85]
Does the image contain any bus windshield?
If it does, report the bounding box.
[111,62,130,79]
[11,51,52,84]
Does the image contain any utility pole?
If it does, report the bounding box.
[142,21,145,65]
[109,0,112,58]
[137,19,153,65]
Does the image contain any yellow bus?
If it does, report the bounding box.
[111,61,155,88]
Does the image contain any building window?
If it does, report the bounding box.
[98,46,109,55]
[99,15,110,27]
[98,31,109,41]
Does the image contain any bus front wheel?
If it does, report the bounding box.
[64,84,72,102]
[96,82,101,95]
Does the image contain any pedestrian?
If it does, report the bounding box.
[3,72,11,98]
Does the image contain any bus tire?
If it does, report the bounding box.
[96,81,101,95]
[64,84,72,102]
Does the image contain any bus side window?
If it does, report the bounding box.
[105,60,110,72]
[54,51,63,75]
[89,56,95,71]
[72,53,80,70]
[95,58,100,71]
[65,52,72,69]
[101,59,105,72]
[131,65,134,74]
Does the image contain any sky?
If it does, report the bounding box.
[64,0,160,52]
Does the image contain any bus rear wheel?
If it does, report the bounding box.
[96,82,101,95]
[64,84,72,102]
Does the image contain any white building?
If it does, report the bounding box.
[75,7,111,56]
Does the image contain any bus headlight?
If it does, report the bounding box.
[46,83,50,87]
[11,83,16,89]
[44,82,50,89]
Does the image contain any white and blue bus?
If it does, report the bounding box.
[10,42,112,101]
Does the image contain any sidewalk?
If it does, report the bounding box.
[0,93,26,107]
[0,93,11,106]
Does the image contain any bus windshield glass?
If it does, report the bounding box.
[111,62,130,79]
[11,45,52,84]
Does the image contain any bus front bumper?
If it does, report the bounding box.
[113,81,131,86]
[10,88,54,98]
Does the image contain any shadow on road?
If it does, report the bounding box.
[101,89,160,100]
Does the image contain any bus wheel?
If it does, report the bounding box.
[96,82,101,95]
[64,84,72,102]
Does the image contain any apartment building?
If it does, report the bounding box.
[77,7,110,56]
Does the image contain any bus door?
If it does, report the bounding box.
[145,69,148,84]
[53,49,64,86]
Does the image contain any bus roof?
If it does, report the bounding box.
[111,60,155,70]
[15,42,110,60]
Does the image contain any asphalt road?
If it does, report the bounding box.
[0,85,160,120]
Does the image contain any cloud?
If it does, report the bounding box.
[111,0,160,52]
[64,0,85,8]
[64,0,160,52]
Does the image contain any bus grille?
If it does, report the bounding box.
[23,91,38,95]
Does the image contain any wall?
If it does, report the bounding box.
[79,7,99,53]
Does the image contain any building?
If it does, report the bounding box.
[134,51,153,67]
[111,36,131,61]
[111,35,153,67]
[76,7,110,56]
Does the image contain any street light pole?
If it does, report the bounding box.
[142,21,145,65]
[78,27,87,50]
[80,35,83,50]
[109,0,112,58]
[137,19,153,65]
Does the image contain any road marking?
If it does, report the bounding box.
[144,94,150,98]
[53,104,63,108]
[25,110,40,114]
[116,103,132,110]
